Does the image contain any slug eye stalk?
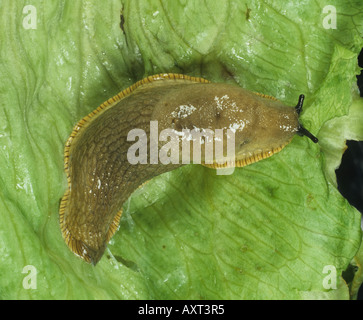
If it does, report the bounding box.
[295,94,319,143]
[295,94,305,115]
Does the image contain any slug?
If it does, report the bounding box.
[59,73,318,265]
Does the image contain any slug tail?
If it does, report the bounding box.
[106,209,123,244]
[59,190,108,265]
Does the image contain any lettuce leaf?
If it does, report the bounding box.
[0,0,362,299]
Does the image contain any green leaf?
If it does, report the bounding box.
[0,0,362,299]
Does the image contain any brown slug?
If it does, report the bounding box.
[59,73,318,265]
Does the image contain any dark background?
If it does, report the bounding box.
[335,48,363,299]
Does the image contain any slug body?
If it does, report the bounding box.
[59,73,317,264]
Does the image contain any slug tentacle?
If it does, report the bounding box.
[297,125,319,143]
[295,94,305,115]
[294,94,319,143]
[59,73,318,264]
